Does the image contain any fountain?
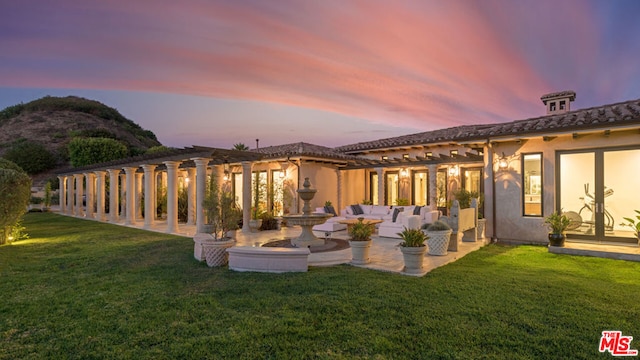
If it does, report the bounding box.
[282,178,331,248]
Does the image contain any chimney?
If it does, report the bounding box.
[541,90,576,115]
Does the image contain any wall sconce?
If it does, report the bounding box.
[223,161,230,182]
[184,177,190,185]
[279,170,285,179]
[400,168,409,178]
[498,152,509,171]
[448,165,459,177]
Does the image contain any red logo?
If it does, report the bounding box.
[600,331,638,356]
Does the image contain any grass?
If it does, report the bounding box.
[2,213,640,359]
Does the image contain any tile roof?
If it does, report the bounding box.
[336,97,640,153]
[254,142,361,161]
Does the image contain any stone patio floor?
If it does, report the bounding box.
[58,210,490,276]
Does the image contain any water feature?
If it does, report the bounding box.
[282,177,330,248]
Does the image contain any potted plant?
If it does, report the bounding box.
[348,218,375,264]
[544,210,571,247]
[397,227,428,274]
[453,189,485,238]
[197,174,239,267]
[423,220,452,256]
[249,206,264,231]
[620,210,640,245]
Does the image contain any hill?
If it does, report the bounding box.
[0,96,162,170]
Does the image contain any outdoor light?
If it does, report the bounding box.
[223,161,230,181]
[279,171,285,178]
[448,165,458,176]
[498,152,509,170]
[400,168,408,178]
[184,177,190,184]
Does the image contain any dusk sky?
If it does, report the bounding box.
[1,0,639,149]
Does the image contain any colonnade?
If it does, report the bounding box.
[57,159,255,235]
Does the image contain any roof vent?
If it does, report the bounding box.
[541,90,576,115]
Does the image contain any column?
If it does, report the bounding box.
[192,158,209,233]
[95,171,106,221]
[84,172,96,219]
[241,161,252,232]
[375,167,385,206]
[58,176,67,214]
[119,174,126,219]
[428,164,438,211]
[164,161,180,233]
[336,169,343,213]
[66,176,74,214]
[123,167,137,225]
[135,172,143,220]
[107,169,120,222]
[74,174,84,217]
[142,164,157,229]
[186,167,196,226]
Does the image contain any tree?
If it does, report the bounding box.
[232,143,249,151]
[0,158,31,244]
[4,140,56,174]
[68,137,128,167]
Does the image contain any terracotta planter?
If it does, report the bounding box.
[548,233,565,247]
[349,239,372,265]
[425,229,452,256]
[400,246,427,274]
[202,238,235,267]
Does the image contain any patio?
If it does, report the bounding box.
[56,208,490,276]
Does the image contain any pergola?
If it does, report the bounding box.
[57,146,263,234]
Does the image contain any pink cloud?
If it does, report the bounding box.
[1,0,634,135]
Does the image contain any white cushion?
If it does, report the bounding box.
[360,205,373,214]
[370,205,390,215]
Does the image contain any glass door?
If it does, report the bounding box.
[559,148,640,244]
[385,172,399,206]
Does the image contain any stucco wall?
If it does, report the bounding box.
[299,163,338,211]
[489,129,640,244]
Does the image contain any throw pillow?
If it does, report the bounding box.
[392,207,404,222]
[324,205,337,216]
[350,204,364,215]
[413,206,422,215]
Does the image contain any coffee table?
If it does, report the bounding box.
[337,218,383,233]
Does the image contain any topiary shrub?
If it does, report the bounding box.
[0,158,31,244]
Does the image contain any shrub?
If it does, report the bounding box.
[397,228,427,247]
[426,220,451,231]
[68,137,128,167]
[0,158,31,244]
[348,219,375,241]
[4,140,56,174]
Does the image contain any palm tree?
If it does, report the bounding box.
[232,143,249,151]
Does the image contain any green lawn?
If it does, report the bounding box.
[1,213,639,359]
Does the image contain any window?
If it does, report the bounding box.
[381,155,388,161]
[412,170,428,206]
[559,100,566,110]
[270,170,285,216]
[549,102,556,111]
[369,172,378,205]
[403,154,409,159]
[425,152,433,158]
[523,153,542,216]
[232,173,243,207]
[251,171,267,214]
[450,150,458,156]
[385,172,399,206]
[436,169,448,209]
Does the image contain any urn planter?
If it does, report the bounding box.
[425,229,452,256]
[400,246,427,274]
[349,240,372,265]
[548,233,565,247]
[202,238,235,267]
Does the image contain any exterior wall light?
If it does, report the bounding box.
[223,161,230,181]
[448,165,459,176]
[400,168,409,178]
[498,152,509,171]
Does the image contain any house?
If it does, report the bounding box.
[57,92,640,246]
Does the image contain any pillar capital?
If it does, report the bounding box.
[191,157,210,166]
